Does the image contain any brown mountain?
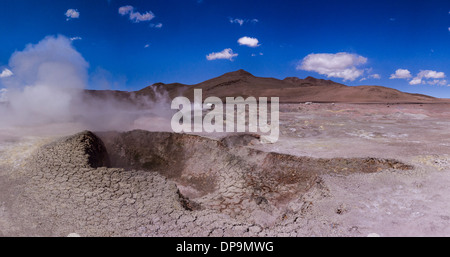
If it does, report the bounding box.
[86,69,447,104]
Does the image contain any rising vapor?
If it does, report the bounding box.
[0,35,173,133]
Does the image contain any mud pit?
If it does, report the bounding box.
[1,103,450,237]
[1,130,410,236]
[98,131,411,217]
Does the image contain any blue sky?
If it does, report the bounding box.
[0,0,449,97]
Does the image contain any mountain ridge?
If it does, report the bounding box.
[86,69,448,104]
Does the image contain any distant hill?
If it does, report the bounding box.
[85,69,447,104]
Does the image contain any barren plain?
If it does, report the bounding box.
[1,101,450,237]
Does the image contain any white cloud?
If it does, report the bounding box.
[150,23,163,28]
[65,9,80,20]
[390,69,412,79]
[251,52,264,57]
[70,36,82,41]
[118,5,133,15]
[0,68,13,78]
[144,44,150,48]
[390,68,446,85]
[206,48,238,61]
[230,18,244,26]
[129,12,154,23]
[416,70,445,79]
[409,78,422,85]
[427,79,447,86]
[361,73,381,82]
[409,70,446,85]
[238,36,260,47]
[229,18,258,26]
[119,5,155,23]
[298,52,368,81]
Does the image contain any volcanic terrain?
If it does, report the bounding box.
[1,70,450,236]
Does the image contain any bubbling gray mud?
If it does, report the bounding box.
[6,130,412,236]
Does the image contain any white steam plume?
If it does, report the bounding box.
[0,35,87,125]
[0,35,173,134]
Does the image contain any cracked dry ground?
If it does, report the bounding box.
[0,130,412,236]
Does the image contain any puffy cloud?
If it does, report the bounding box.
[416,70,445,79]
[118,5,133,15]
[118,5,155,23]
[0,68,13,78]
[409,70,446,85]
[238,36,260,47]
[390,69,412,79]
[206,48,238,61]
[129,12,154,23]
[409,78,422,85]
[298,52,368,81]
[390,68,446,85]
[65,9,80,20]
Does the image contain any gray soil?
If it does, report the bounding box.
[1,103,450,237]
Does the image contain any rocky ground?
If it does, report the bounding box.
[1,103,450,236]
